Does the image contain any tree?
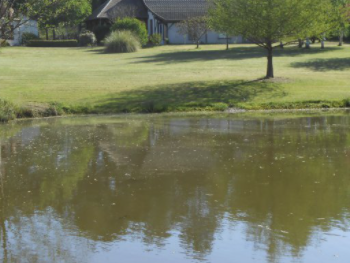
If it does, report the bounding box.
[1,0,56,42]
[331,0,350,46]
[177,16,210,49]
[210,0,337,78]
[38,0,91,29]
[209,12,235,50]
[0,0,90,43]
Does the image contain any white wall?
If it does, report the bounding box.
[146,12,244,45]
[7,18,39,46]
[167,23,243,45]
[147,11,165,44]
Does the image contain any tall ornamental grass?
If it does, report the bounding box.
[105,31,141,53]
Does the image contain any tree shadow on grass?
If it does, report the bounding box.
[291,58,350,71]
[95,79,287,113]
[84,48,109,55]
[131,46,338,64]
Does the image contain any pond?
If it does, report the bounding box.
[0,112,350,263]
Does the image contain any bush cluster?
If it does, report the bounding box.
[105,31,141,53]
[111,18,148,45]
[21,32,40,45]
[27,40,78,47]
[78,30,97,47]
[149,34,162,46]
[0,99,17,122]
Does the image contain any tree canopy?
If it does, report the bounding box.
[177,16,210,48]
[210,0,341,78]
[36,0,91,28]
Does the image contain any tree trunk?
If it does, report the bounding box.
[0,140,7,263]
[279,42,284,49]
[45,28,49,40]
[339,30,344,46]
[226,36,229,50]
[321,33,325,49]
[53,28,56,40]
[196,40,199,49]
[266,48,274,79]
[305,38,310,49]
[298,39,304,48]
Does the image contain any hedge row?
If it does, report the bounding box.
[27,40,78,47]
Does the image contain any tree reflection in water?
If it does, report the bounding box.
[0,114,350,263]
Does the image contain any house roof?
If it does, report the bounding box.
[86,0,148,21]
[144,0,209,22]
[87,0,209,22]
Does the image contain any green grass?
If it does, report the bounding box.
[0,42,350,118]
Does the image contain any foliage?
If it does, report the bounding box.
[212,102,229,111]
[21,32,40,45]
[149,34,162,46]
[0,99,17,122]
[0,39,10,47]
[93,25,111,43]
[37,0,91,28]
[78,30,97,47]
[209,0,338,78]
[0,0,90,42]
[105,31,140,53]
[27,40,78,47]
[111,18,148,45]
[330,0,350,45]
[177,16,210,48]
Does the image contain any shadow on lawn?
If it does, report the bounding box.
[96,79,287,113]
[291,58,350,71]
[84,48,108,55]
[132,46,338,64]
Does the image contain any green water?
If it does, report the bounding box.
[0,112,349,263]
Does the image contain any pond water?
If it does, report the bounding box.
[0,112,350,263]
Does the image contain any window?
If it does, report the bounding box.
[150,20,153,35]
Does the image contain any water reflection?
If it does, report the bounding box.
[0,113,350,263]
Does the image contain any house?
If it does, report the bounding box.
[0,16,39,46]
[86,0,244,45]
[10,17,38,46]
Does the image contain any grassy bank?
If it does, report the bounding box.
[1,43,350,121]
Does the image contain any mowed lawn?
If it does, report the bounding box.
[1,43,350,112]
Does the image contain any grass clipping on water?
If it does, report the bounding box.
[105,31,141,53]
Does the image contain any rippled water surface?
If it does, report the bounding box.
[0,112,350,263]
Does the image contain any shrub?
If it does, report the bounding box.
[21,32,39,45]
[105,31,140,53]
[93,25,111,43]
[111,18,148,45]
[212,102,229,111]
[0,99,17,122]
[78,30,97,47]
[27,40,78,47]
[0,39,10,47]
[149,34,162,46]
